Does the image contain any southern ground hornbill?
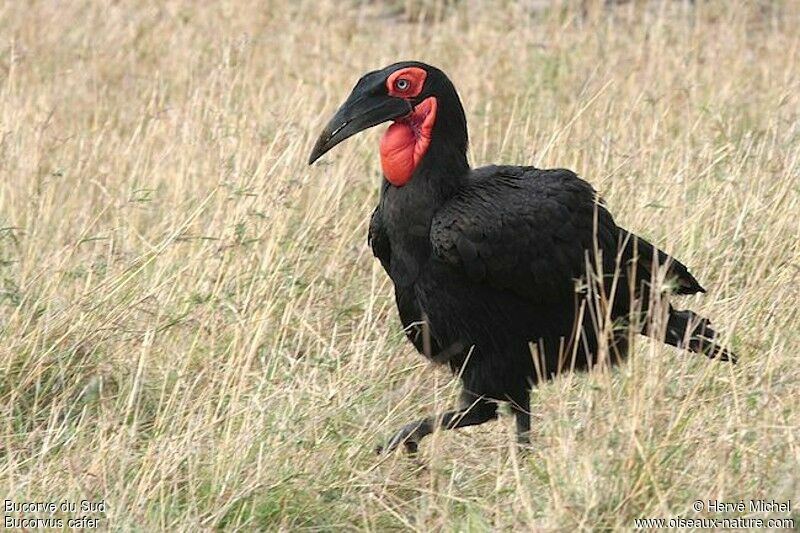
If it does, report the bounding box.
[308,61,736,454]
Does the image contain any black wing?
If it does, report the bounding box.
[619,231,705,295]
[430,166,702,305]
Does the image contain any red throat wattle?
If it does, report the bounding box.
[379,96,438,187]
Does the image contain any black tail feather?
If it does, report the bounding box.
[661,307,737,363]
[621,231,706,295]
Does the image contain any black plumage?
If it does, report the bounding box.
[309,61,735,453]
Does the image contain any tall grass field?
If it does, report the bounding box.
[1,0,798,530]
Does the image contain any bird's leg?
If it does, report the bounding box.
[378,394,497,454]
[511,392,531,447]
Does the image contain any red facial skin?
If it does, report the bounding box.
[380,67,438,187]
[386,67,427,98]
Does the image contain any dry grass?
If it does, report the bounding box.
[1,0,799,530]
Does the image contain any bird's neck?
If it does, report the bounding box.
[379,139,469,286]
[378,92,470,285]
[380,130,470,241]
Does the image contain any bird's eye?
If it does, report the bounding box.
[395,78,410,91]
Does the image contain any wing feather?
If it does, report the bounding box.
[430,166,702,303]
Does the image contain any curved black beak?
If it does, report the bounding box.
[308,91,411,165]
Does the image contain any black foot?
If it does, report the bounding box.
[376,422,425,455]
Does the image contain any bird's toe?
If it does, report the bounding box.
[379,423,422,455]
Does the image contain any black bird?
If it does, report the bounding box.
[308,61,736,454]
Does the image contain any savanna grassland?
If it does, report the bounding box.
[1,0,798,530]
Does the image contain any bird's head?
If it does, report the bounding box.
[308,61,468,187]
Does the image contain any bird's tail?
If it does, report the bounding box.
[657,306,737,363]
